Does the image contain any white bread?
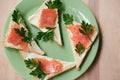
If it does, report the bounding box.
[20,51,75,80]
[90,28,98,42]
[4,19,44,55]
[66,21,98,69]
[28,0,62,46]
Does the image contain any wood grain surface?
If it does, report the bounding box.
[0,0,120,80]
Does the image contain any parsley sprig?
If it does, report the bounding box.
[79,21,92,35]
[45,0,62,10]
[12,9,33,45]
[12,9,24,24]
[36,27,55,41]
[75,42,85,55]
[24,59,46,79]
[24,58,36,69]
[63,14,73,25]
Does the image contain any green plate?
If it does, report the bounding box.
[3,0,99,80]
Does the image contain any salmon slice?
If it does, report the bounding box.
[34,58,63,74]
[7,23,29,51]
[39,9,57,28]
[67,24,91,48]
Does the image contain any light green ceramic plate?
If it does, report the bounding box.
[3,0,99,80]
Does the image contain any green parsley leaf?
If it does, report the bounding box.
[24,59,36,69]
[30,62,46,79]
[63,14,73,25]
[81,20,93,34]
[45,0,62,10]
[75,42,85,55]
[78,21,93,41]
[14,27,26,37]
[12,9,24,24]
[36,32,45,40]
[36,28,55,41]
[43,30,54,41]
[22,32,32,45]
[87,24,92,33]
[25,59,46,79]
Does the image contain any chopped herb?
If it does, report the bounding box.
[24,59,46,79]
[14,27,32,45]
[36,28,55,41]
[63,14,73,25]
[45,0,62,10]
[80,20,92,35]
[75,42,85,55]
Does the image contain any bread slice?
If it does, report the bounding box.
[4,19,44,55]
[20,51,75,80]
[66,21,98,69]
[28,0,62,46]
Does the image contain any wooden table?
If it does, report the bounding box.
[0,0,120,80]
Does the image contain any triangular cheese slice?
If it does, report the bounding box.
[28,0,62,45]
[66,21,98,69]
[4,19,44,55]
[20,51,75,80]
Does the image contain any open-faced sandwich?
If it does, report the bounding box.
[20,51,75,80]
[4,9,44,55]
[28,0,63,45]
[63,13,98,69]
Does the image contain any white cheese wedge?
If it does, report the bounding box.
[20,51,75,80]
[28,0,62,46]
